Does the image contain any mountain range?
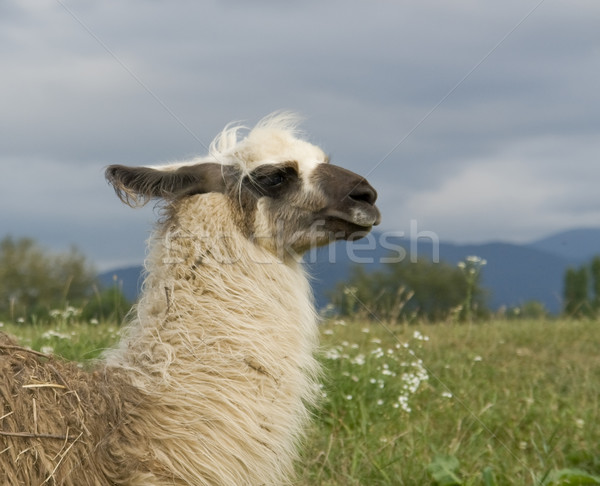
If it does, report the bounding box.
[99,228,600,315]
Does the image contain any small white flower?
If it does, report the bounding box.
[442,391,453,399]
[397,395,411,413]
[323,329,333,335]
[376,399,384,406]
[324,348,341,360]
[346,395,353,400]
[473,355,483,362]
[575,418,585,429]
[40,346,54,354]
[361,327,370,334]
[413,330,427,341]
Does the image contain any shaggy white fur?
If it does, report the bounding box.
[104,193,321,485]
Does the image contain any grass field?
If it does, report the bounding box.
[2,317,599,485]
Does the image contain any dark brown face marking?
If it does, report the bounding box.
[242,162,300,199]
[310,163,381,235]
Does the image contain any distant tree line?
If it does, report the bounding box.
[5,233,598,324]
[0,236,130,323]
[329,256,488,323]
[563,256,600,318]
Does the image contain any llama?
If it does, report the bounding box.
[0,113,380,485]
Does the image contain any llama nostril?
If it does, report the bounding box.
[348,183,377,206]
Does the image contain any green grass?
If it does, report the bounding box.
[2,317,599,485]
[299,319,600,485]
[0,318,120,365]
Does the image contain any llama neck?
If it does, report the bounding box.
[105,195,320,485]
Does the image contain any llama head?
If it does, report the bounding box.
[106,113,380,257]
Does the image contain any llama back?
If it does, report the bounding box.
[1,334,114,484]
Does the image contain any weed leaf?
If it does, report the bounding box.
[427,455,462,486]
[542,468,600,485]
[482,466,497,486]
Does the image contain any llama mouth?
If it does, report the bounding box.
[320,205,381,229]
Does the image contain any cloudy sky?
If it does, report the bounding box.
[2,1,599,270]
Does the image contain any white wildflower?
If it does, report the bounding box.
[412,330,429,341]
[397,395,412,413]
[41,330,71,340]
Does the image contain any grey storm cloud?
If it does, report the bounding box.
[1,0,599,268]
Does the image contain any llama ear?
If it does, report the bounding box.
[105,163,231,207]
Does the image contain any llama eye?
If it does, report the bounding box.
[263,173,285,187]
[246,164,298,197]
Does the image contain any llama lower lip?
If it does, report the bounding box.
[321,206,380,228]
[349,206,381,227]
